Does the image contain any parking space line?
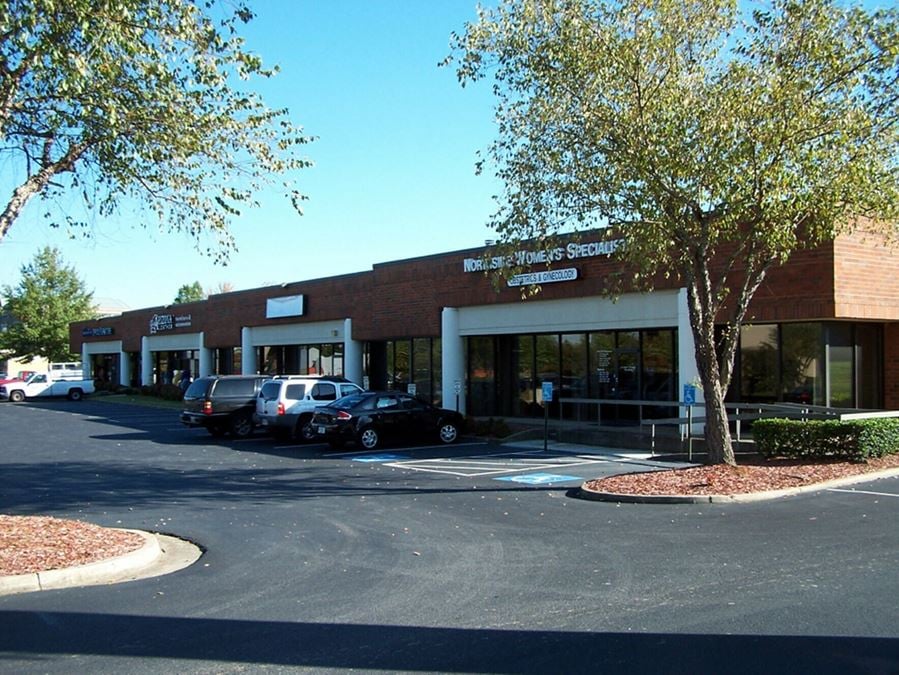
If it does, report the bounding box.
[827,488,899,498]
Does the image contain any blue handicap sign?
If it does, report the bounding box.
[351,454,409,463]
[495,473,581,485]
[683,384,697,405]
[541,381,554,402]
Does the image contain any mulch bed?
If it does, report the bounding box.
[583,453,899,496]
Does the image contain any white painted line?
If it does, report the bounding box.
[827,488,899,498]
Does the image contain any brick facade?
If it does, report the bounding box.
[72,231,899,407]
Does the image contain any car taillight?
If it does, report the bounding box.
[202,401,213,415]
[277,402,285,416]
[337,410,352,420]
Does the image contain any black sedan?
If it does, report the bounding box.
[311,391,464,450]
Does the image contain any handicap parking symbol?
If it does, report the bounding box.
[495,473,581,485]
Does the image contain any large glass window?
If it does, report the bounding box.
[535,335,560,412]
[855,324,882,409]
[561,334,588,399]
[642,329,675,401]
[827,324,853,408]
[740,325,779,402]
[469,336,497,416]
[515,335,535,416]
[781,323,824,405]
[413,338,432,401]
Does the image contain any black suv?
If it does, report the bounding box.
[180,375,268,438]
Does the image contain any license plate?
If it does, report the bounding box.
[317,426,325,434]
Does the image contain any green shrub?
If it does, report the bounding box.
[753,417,899,461]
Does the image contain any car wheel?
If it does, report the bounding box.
[438,421,459,444]
[230,414,254,438]
[297,415,317,442]
[67,388,83,401]
[358,426,380,450]
[9,390,24,403]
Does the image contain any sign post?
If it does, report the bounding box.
[541,381,554,451]
[683,384,697,460]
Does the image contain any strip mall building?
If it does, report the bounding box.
[71,228,899,419]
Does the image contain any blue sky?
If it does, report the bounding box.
[0,1,499,310]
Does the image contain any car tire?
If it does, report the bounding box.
[297,415,317,443]
[230,413,254,438]
[438,421,459,444]
[67,388,83,401]
[358,426,380,450]
[9,390,24,403]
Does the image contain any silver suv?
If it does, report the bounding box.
[256,376,364,441]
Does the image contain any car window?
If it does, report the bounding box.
[33,374,47,383]
[185,378,213,398]
[311,383,337,401]
[376,396,398,409]
[260,382,281,400]
[285,384,306,400]
[340,384,360,397]
[401,397,424,410]
[215,378,256,397]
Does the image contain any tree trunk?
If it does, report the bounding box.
[702,379,736,466]
[686,276,737,466]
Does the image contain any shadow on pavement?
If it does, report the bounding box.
[0,610,896,674]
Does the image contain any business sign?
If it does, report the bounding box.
[82,326,114,337]
[149,313,192,334]
[463,238,623,273]
[266,294,305,319]
[508,268,578,287]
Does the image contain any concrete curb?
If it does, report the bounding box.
[577,466,899,504]
[0,529,200,596]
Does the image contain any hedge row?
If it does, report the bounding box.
[753,418,899,462]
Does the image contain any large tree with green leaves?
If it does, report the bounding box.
[0,246,96,362]
[173,281,206,304]
[451,0,899,465]
[0,0,312,259]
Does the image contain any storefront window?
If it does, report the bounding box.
[535,335,559,413]
[827,324,853,407]
[561,334,588,399]
[740,325,779,402]
[781,323,824,405]
[855,324,882,409]
[468,336,496,416]
[642,330,675,401]
[431,338,442,406]
[413,338,431,400]
[515,335,535,416]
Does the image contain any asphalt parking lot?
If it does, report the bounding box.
[1,398,898,674]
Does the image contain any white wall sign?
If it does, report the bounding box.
[266,294,305,319]
[507,268,578,287]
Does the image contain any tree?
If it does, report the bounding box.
[451,0,899,465]
[174,281,206,304]
[0,0,312,259]
[0,247,96,362]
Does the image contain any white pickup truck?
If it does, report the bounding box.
[0,372,95,402]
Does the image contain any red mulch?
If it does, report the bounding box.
[0,515,144,576]
[584,453,899,496]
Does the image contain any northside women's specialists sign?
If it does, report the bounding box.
[462,238,623,280]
